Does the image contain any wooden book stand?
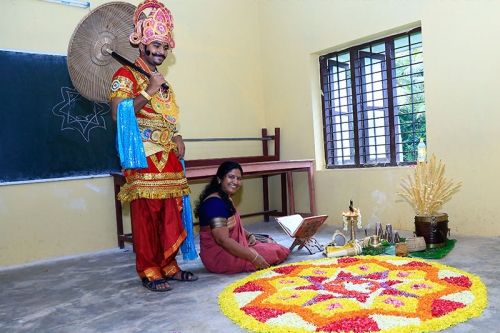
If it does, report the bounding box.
[278,215,328,255]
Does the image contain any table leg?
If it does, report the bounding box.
[286,171,295,215]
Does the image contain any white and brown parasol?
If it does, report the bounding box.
[68,1,142,103]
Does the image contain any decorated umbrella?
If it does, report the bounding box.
[67,1,168,103]
[67,1,157,168]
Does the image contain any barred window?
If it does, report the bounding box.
[319,28,425,168]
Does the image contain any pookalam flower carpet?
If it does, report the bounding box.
[219,256,487,333]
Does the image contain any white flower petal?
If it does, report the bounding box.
[258,270,280,279]
[441,290,475,305]
[234,291,262,307]
[344,281,372,293]
[386,259,411,265]
[438,269,463,279]
[371,314,421,329]
[267,312,316,330]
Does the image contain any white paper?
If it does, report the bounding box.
[276,214,303,237]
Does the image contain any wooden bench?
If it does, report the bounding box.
[111,128,317,248]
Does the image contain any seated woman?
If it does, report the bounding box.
[195,161,290,274]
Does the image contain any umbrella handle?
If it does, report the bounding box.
[106,49,169,92]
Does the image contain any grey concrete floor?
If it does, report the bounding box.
[0,222,499,333]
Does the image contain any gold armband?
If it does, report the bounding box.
[210,217,228,229]
[139,90,152,101]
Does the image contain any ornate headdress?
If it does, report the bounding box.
[129,0,175,48]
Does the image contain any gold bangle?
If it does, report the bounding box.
[140,90,152,101]
[172,132,181,137]
[251,251,259,263]
[209,217,228,229]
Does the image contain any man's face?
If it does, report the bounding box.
[142,41,170,67]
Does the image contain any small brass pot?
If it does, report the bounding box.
[368,235,382,248]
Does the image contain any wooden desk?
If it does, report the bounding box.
[188,159,317,217]
[111,159,316,248]
[110,128,317,248]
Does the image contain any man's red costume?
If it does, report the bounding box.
[109,0,190,283]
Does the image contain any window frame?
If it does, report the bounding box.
[319,27,425,169]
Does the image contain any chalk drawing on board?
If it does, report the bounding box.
[52,87,110,142]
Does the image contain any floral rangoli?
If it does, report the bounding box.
[219,256,487,333]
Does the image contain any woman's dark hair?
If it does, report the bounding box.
[194,161,243,217]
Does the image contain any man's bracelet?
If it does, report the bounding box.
[139,90,152,101]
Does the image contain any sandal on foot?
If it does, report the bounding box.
[168,270,198,282]
[141,278,172,292]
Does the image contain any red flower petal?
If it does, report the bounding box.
[336,271,355,280]
[443,276,472,288]
[381,288,404,296]
[296,284,319,291]
[315,294,336,302]
[339,257,360,264]
[234,282,264,293]
[431,299,466,317]
[319,316,380,332]
[273,265,296,274]
[307,276,328,283]
[242,306,286,322]
[404,261,431,267]
[364,272,385,279]
[385,280,402,286]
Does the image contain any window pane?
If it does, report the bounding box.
[410,32,422,44]
[322,53,355,166]
[371,42,385,54]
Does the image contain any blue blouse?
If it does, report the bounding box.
[198,197,232,227]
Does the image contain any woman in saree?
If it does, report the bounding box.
[195,161,290,274]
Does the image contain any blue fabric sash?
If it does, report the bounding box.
[180,159,198,261]
[116,99,147,169]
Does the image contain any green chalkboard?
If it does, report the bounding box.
[0,50,120,183]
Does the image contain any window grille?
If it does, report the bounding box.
[320,28,425,168]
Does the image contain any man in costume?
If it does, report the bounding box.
[109,0,197,291]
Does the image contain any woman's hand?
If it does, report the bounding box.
[212,230,269,270]
[251,252,270,270]
[247,233,256,246]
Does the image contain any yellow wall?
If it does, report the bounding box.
[2,0,499,266]
[259,0,500,235]
[0,177,117,265]
[0,0,265,266]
